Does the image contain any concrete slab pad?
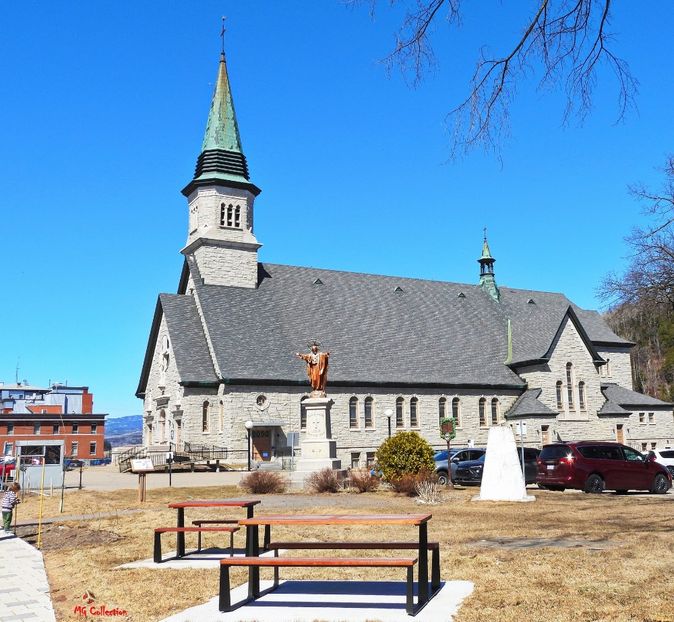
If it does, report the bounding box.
[160,579,473,622]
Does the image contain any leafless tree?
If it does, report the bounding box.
[352,0,638,156]
[601,157,674,309]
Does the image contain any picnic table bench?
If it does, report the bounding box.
[165,499,260,558]
[219,513,440,616]
[154,526,239,563]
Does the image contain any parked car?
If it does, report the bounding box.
[648,449,674,477]
[64,458,85,470]
[435,448,486,485]
[452,447,540,486]
[536,442,672,494]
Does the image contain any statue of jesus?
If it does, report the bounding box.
[296,341,330,396]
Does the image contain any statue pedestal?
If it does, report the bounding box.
[292,397,341,482]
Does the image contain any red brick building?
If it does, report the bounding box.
[0,383,107,461]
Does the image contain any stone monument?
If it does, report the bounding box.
[473,425,535,502]
[293,341,341,476]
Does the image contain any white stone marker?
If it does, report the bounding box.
[474,426,535,502]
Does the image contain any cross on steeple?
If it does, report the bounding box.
[220,16,227,54]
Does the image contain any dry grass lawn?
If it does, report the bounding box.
[14,485,674,622]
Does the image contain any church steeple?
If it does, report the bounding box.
[478,230,500,302]
[181,45,262,289]
[182,51,260,197]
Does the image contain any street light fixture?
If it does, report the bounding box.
[244,420,254,471]
[384,408,393,438]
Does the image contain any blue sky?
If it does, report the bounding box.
[1,2,672,418]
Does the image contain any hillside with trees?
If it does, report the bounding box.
[602,156,674,401]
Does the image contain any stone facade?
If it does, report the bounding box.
[596,346,634,390]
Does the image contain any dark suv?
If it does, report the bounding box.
[536,441,672,494]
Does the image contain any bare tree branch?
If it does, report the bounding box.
[351,0,639,156]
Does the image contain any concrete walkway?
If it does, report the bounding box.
[0,533,56,622]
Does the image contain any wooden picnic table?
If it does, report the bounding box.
[167,499,261,557]
[236,513,435,611]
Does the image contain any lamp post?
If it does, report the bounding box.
[384,408,393,439]
[244,420,254,471]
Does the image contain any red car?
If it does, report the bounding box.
[536,441,672,494]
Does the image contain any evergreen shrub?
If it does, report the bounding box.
[375,431,435,482]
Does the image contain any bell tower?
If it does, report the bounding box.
[478,231,500,302]
[181,49,262,288]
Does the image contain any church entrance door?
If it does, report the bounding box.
[252,428,272,461]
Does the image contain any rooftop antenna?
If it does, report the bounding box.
[220,15,227,55]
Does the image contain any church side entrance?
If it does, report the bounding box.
[251,428,272,461]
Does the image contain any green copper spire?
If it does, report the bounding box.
[182,51,260,197]
[202,52,243,153]
[478,230,500,302]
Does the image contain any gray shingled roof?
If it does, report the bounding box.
[170,261,627,387]
[601,383,673,408]
[160,294,217,385]
[598,400,631,416]
[506,389,558,417]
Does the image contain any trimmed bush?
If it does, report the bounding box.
[305,468,343,493]
[375,431,435,482]
[348,468,380,493]
[239,470,287,494]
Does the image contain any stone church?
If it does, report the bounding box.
[136,52,674,469]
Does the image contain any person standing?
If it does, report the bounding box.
[2,482,20,534]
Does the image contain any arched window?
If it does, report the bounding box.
[566,363,575,410]
[438,397,447,425]
[349,397,358,429]
[556,381,563,410]
[410,397,419,427]
[234,205,241,228]
[300,397,307,430]
[202,401,209,433]
[396,397,404,428]
[578,381,586,411]
[220,203,227,227]
[452,397,461,427]
[364,397,374,428]
[479,398,486,427]
[491,398,499,425]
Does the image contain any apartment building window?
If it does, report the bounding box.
[89,441,97,455]
[6,424,13,435]
[34,423,41,435]
[72,424,79,434]
[71,441,79,457]
[53,424,60,434]
[91,424,97,434]
[3,442,13,455]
